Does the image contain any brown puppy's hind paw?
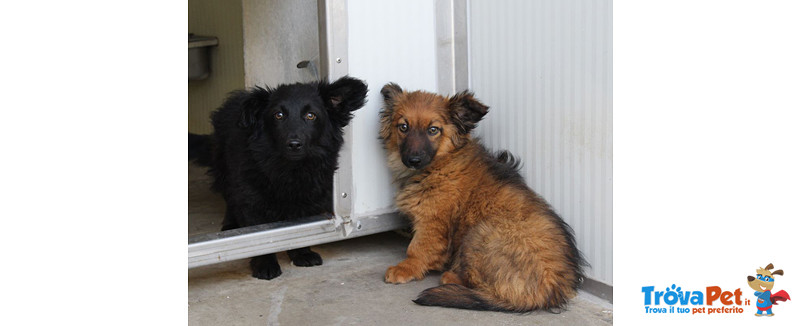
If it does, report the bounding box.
[440,271,464,285]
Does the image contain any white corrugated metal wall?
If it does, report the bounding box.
[468,0,612,285]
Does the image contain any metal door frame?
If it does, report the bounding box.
[189,0,412,269]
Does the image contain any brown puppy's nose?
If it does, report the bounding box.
[747,276,755,282]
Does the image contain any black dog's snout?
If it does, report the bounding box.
[287,140,303,151]
[408,156,422,167]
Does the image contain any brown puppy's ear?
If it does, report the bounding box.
[765,263,774,270]
[379,83,403,141]
[448,90,489,134]
[772,269,784,276]
[381,83,403,109]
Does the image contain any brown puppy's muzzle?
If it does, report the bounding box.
[403,153,428,169]
[401,131,434,169]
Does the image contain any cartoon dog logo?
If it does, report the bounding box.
[747,263,791,316]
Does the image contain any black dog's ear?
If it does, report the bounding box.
[381,83,403,109]
[237,86,272,129]
[320,76,368,127]
[324,76,368,112]
[448,90,489,134]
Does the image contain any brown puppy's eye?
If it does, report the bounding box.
[306,112,316,120]
[428,126,440,136]
[274,112,284,120]
[398,123,408,133]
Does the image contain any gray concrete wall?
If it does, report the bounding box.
[242,0,320,88]
[188,0,245,134]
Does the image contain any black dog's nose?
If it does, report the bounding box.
[408,156,422,166]
[287,140,303,151]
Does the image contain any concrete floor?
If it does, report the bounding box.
[188,164,613,325]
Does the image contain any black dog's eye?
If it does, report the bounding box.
[305,112,317,120]
[274,112,284,120]
[398,123,408,133]
[428,126,440,136]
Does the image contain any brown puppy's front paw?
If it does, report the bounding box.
[385,264,420,284]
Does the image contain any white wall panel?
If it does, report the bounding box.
[347,0,438,216]
[469,0,613,285]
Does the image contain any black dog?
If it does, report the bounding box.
[190,76,368,279]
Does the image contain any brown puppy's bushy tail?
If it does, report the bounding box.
[413,284,509,312]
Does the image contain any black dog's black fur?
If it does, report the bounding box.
[189,76,368,280]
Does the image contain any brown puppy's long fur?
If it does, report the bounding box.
[379,83,585,312]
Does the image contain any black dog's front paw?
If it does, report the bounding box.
[288,247,323,267]
[250,254,282,280]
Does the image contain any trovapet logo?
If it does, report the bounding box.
[641,262,791,317]
[642,284,745,315]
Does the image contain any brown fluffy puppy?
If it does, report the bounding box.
[379,83,585,312]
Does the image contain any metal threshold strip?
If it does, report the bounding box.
[188,212,408,268]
